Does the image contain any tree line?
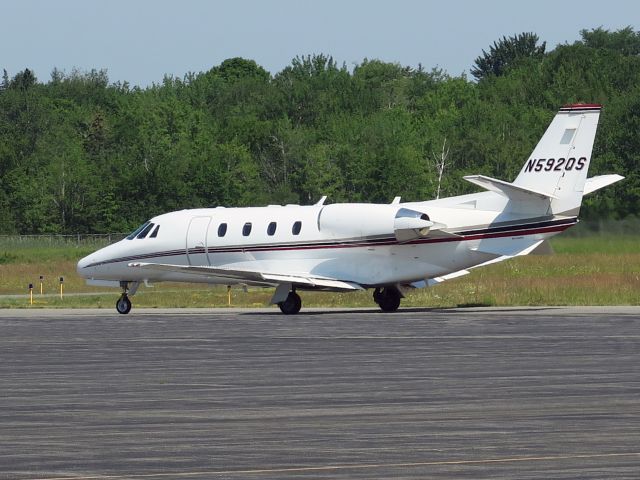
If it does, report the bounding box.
[1,27,638,234]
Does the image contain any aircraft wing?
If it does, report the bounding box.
[128,262,364,291]
[411,240,546,288]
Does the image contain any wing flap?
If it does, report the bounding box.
[261,273,362,290]
[130,262,264,282]
[129,262,362,291]
[424,269,471,287]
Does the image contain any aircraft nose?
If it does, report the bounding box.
[76,254,94,277]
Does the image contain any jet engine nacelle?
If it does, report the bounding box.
[393,207,434,241]
[318,204,432,240]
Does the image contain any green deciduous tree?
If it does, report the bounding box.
[580,26,640,56]
[472,32,546,81]
[0,28,639,234]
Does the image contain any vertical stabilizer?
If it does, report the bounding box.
[513,104,601,216]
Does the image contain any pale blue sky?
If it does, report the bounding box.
[1,0,638,86]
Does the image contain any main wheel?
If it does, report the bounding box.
[375,288,401,312]
[116,294,132,314]
[278,291,302,315]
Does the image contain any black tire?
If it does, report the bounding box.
[116,295,132,314]
[278,291,302,315]
[373,287,383,305]
[376,288,401,312]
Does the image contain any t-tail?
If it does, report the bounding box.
[464,104,623,217]
[514,103,602,216]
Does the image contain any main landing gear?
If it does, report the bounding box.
[116,281,138,314]
[278,290,302,315]
[373,287,402,312]
[274,285,401,314]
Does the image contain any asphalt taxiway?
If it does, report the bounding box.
[1,307,639,479]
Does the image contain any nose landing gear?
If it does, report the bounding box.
[116,294,132,314]
[115,281,138,314]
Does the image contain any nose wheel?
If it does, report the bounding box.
[116,294,132,314]
[115,281,138,314]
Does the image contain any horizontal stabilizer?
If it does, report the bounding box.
[584,174,625,195]
[464,175,556,201]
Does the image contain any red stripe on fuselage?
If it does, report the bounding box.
[253,222,573,252]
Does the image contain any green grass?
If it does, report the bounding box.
[549,234,640,254]
[0,234,638,309]
[0,235,119,263]
[0,246,97,264]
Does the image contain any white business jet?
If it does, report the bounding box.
[77,104,623,314]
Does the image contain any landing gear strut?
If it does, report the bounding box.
[278,291,302,315]
[373,287,401,312]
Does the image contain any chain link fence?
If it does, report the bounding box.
[0,234,128,249]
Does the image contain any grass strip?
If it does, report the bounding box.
[1,236,638,308]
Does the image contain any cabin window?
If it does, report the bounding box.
[267,222,277,236]
[218,223,227,237]
[149,225,160,238]
[292,221,302,235]
[136,222,155,239]
[126,221,150,240]
[243,222,252,236]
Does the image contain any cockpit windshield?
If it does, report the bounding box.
[126,221,161,240]
[136,223,155,239]
[126,222,150,240]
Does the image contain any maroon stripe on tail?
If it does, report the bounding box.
[560,103,602,112]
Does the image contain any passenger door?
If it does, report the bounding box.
[186,216,211,266]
